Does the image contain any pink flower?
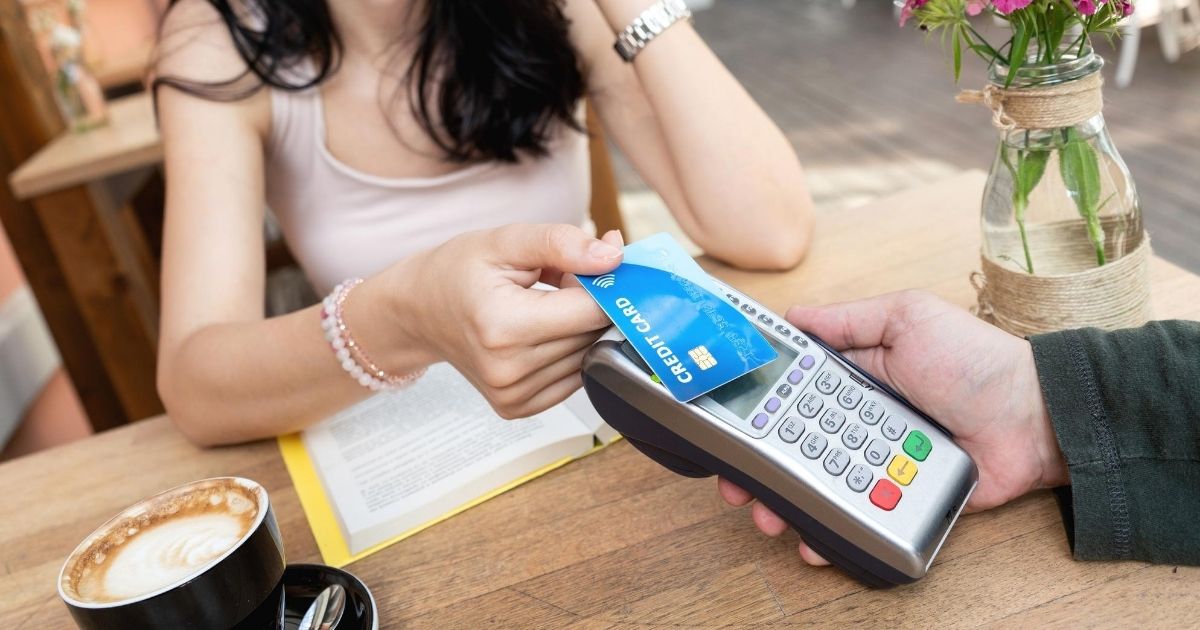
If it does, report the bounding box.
[1074,0,1099,15]
[898,0,929,27]
[1113,0,1135,16]
[992,0,1034,13]
[967,0,990,15]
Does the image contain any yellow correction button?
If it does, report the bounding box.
[887,454,918,486]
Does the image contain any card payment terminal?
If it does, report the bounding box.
[581,281,978,587]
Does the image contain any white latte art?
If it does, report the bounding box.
[98,514,246,600]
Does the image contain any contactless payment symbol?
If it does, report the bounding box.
[688,345,718,370]
[591,274,617,289]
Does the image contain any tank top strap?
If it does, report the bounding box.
[265,60,322,160]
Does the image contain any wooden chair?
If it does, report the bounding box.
[586,101,626,237]
[1115,0,1200,88]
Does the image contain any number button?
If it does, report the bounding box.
[823,448,850,476]
[859,400,884,425]
[842,423,868,450]
[819,409,846,434]
[801,433,828,459]
[778,416,803,443]
[864,439,890,466]
[887,455,918,486]
[903,430,933,461]
[870,479,903,511]
[797,393,823,418]
[846,464,873,493]
[882,416,907,441]
[815,371,841,395]
[838,385,863,410]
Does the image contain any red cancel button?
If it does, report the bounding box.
[870,479,902,511]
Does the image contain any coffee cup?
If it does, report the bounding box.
[58,477,286,629]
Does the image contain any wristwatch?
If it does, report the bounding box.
[614,0,693,62]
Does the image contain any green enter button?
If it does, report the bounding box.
[903,430,932,461]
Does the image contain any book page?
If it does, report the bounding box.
[302,363,594,553]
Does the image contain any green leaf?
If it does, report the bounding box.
[1060,129,1108,266]
[1059,131,1101,219]
[1015,149,1050,215]
[1006,18,1032,88]
[952,26,963,82]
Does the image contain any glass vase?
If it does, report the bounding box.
[980,50,1142,276]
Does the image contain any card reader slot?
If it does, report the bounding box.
[620,341,655,376]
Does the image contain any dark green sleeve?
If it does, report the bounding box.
[1029,321,1200,565]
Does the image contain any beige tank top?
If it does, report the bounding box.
[263,84,591,294]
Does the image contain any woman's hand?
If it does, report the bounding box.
[717,291,1068,566]
[381,224,624,419]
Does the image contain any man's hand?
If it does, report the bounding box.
[717,290,1068,566]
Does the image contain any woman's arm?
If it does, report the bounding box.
[154,2,432,445]
[156,2,625,447]
[565,0,814,270]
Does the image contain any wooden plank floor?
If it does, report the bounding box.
[614,0,1200,273]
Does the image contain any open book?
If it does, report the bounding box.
[278,362,621,566]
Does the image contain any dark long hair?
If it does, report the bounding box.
[154,0,584,163]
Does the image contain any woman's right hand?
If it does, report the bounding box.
[383,224,625,418]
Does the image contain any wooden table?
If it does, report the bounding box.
[3,172,1198,628]
[8,92,161,200]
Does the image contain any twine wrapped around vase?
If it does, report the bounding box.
[959,70,1152,336]
[971,221,1153,337]
[957,71,1104,130]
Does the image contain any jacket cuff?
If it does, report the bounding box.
[1030,329,1133,561]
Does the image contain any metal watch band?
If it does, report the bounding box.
[614,0,693,62]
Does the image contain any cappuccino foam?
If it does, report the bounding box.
[61,478,262,605]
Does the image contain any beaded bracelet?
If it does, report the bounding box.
[320,278,426,391]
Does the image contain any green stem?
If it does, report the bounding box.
[1017,207,1035,273]
[1078,16,1091,56]
[1086,214,1107,266]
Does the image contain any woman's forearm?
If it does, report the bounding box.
[595,0,813,268]
[158,273,433,446]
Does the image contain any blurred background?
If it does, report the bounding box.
[1,0,1197,459]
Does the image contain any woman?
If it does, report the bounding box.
[154,0,813,446]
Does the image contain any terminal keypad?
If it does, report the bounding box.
[785,360,933,512]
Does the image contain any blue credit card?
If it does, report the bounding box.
[578,233,778,402]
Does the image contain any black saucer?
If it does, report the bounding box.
[280,564,377,630]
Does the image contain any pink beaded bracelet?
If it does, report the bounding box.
[320,279,425,391]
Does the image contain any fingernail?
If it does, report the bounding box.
[588,240,622,261]
[602,229,626,246]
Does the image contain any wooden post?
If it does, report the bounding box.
[586,101,626,237]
